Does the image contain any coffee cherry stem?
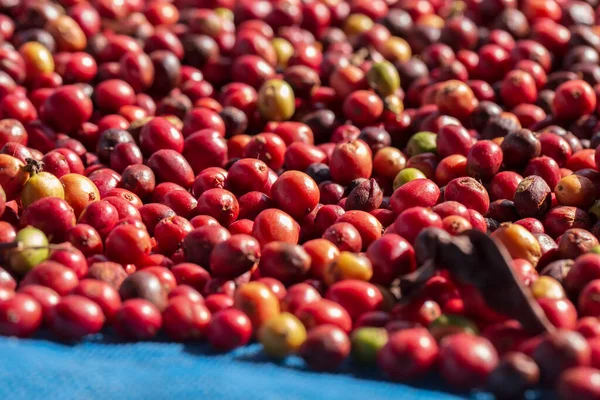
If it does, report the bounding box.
[0,241,73,252]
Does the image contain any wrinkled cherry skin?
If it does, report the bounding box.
[544,206,591,239]
[86,262,128,290]
[445,177,490,215]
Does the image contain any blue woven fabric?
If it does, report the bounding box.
[0,333,551,400]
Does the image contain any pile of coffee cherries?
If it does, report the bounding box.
[1,0,600,397]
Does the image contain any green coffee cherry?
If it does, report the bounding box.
[344,14,374,37]
[9,226,49,276]
[258,312,306,359]
[351,327,388,365]
[406,131,437,157]
[214,8,233,21]
[272,38,294,69]
[383,94,404,115]
[429,314,479,341]
[258,79,296,122]
[393,168,427,190]
[367,61,400,97]
[589,200,600,219]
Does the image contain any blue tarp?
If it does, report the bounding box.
[0,333,552,400]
